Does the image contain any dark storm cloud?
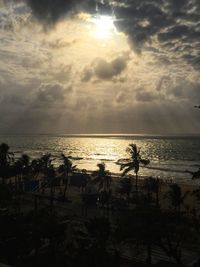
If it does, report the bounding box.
[112,0,200,68]
[183,54,200,70]
[23,0,112,25]
[17,0,200,70]
[113,0,171,52]
[26,0,77,24]
[158,25,190,42]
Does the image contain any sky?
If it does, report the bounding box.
[0,0,200,135]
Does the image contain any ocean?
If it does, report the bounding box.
[0,134,200,184]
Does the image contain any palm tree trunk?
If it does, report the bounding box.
[34,195,38,213]
[50,184,54,211]
[156,179,160,207]
[135,173,138,197]
[156,190,159,207]
[63,172,68,198]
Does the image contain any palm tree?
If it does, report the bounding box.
[93,163,112,213]
[117,177,132,201]
[39,153,52,178]
[30,158,43,180]
[80,169,90,193]
[166,184,188,213]
[0,143,14,183]
[46,164,57,211]
[14,154,30,179]
[13,154,31,195]
[144,177,160,207]
[58,154,76,199]
[117,144,150,196]
[93,163,112,193]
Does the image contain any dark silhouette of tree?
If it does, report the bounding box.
[117,144,150,196]
[14,154,31,183]
[30,158,43,180]
[144,177,160,207]
[78,169,91,193]
[93,163,112,212]
[115,206,194,266]
[0,209,68,266]
[117,177,132,201]
[93,163,112,192]
[166,184,188,213]
[39,153,53,178]
[58,153,76,199]
[0,143,14,184]
[45,165,57,211]
[115,207,162,265]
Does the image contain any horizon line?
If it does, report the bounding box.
[0,133,200,137]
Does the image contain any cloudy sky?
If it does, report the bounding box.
[0,0,200,134]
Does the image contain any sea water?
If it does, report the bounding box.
[0,134,200,184]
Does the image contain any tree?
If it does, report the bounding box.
[117,144,150,196]
[117,177,132,201]
[80,169,91,193]
[93,163,112,192]
[39,153,53,178]
[166,184,188,213]
[0,143,14,184]
[30,158,43,180]
[14,154,31,181]
[58,154,76,199]
[114,206,162,266]
[144,177,160,207]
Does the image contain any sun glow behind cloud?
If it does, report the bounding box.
[0,1,200,134]
[90,15,116,39]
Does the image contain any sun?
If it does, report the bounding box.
[92,15,116,39]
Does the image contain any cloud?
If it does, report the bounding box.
[170,80,200,101]
[0,0,200,134]
[81,54,129,81]
[112,0,200,69]
[33,83,72,108]
[115,91,129,104]
[94,56,127,80]
[23,0,112,25]
[4,0,198,71]
[25,0,76,25]
[81,68,93,82]
[135,88,164,102]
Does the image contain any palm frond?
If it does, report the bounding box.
[122,166,134,177]
[116,158,130,165]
